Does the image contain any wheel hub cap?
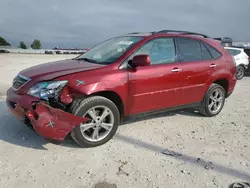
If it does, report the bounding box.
[237,67,244,78]
[208,89,224,114]
[79,106,114,142]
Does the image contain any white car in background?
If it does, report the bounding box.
[225,47,249,80]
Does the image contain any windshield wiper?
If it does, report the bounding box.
[76,57,98,64]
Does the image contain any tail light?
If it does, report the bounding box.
[232,58,237,79]
[232,57,236,66]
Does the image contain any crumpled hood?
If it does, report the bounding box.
[20,59,105,80]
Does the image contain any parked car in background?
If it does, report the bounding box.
[0,49,10,53]
[6,30,237,147]
[45,50,54,54]
[242,48,250,74]
[225,47,249,80]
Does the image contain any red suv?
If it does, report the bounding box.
[6,30,237,147]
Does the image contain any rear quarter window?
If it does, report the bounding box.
[203,43,222,59]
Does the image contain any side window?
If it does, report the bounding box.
[234,50,241,56]
[204,43,221,59]
[226,49,234,55]
[201,43,212,60]
[129,38,176,65]
[177,37,202,62]
[226,49,241,56]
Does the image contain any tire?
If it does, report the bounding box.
[68,98,84,115]
[199,83,226,117]
[70,96,120,148]
[236,65,245,80]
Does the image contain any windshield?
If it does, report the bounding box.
[76,36,143,64]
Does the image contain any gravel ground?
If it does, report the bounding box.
[0,54,249,188]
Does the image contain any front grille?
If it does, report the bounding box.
[12,74,30,90]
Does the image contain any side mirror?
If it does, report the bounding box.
[131,54,151,67]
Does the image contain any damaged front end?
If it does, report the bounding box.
[6,81,88,142]
[26,102,87,142]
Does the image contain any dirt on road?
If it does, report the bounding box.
[0,54,249,188]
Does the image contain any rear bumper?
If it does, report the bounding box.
[226,78,236,98]
[6,88,87,142]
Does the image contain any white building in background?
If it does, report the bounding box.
[0,46,46,54]
[0,46,88,54]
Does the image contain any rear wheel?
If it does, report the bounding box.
[70,96,120,148]
[199,83,226,117]
[236,65,245,80]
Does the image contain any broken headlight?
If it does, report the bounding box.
[27,80,68,100]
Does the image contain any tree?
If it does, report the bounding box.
[0,36,10,46]
[30,39,42,49]
[19,41,27,49]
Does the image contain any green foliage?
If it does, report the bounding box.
[30,39,42,49]
[19,41,27,49]
[0,36,10,46]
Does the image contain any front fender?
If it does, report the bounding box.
[70,81,107,95]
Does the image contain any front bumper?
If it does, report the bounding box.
[6,88,87,142]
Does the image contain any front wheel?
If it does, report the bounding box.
[236,65,245,80]
[199,83,226,117]
[70,96,120,148]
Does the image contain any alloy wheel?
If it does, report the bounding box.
[236,66,244,80]
[208,89,224,114]
[80,105,114,142]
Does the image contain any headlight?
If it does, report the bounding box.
[28,80,68,100]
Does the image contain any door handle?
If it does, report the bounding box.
[210,64,217,68]
[172,68,182,72]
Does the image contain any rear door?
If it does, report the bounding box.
[176,37,217,105]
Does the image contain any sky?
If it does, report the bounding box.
[0,0,249,48]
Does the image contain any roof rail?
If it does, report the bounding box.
[123,32,154,36]
[126,32,155,35]
[127,32,142,34]
[155,30,210,38]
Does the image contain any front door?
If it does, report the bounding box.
[127,37,183,115]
